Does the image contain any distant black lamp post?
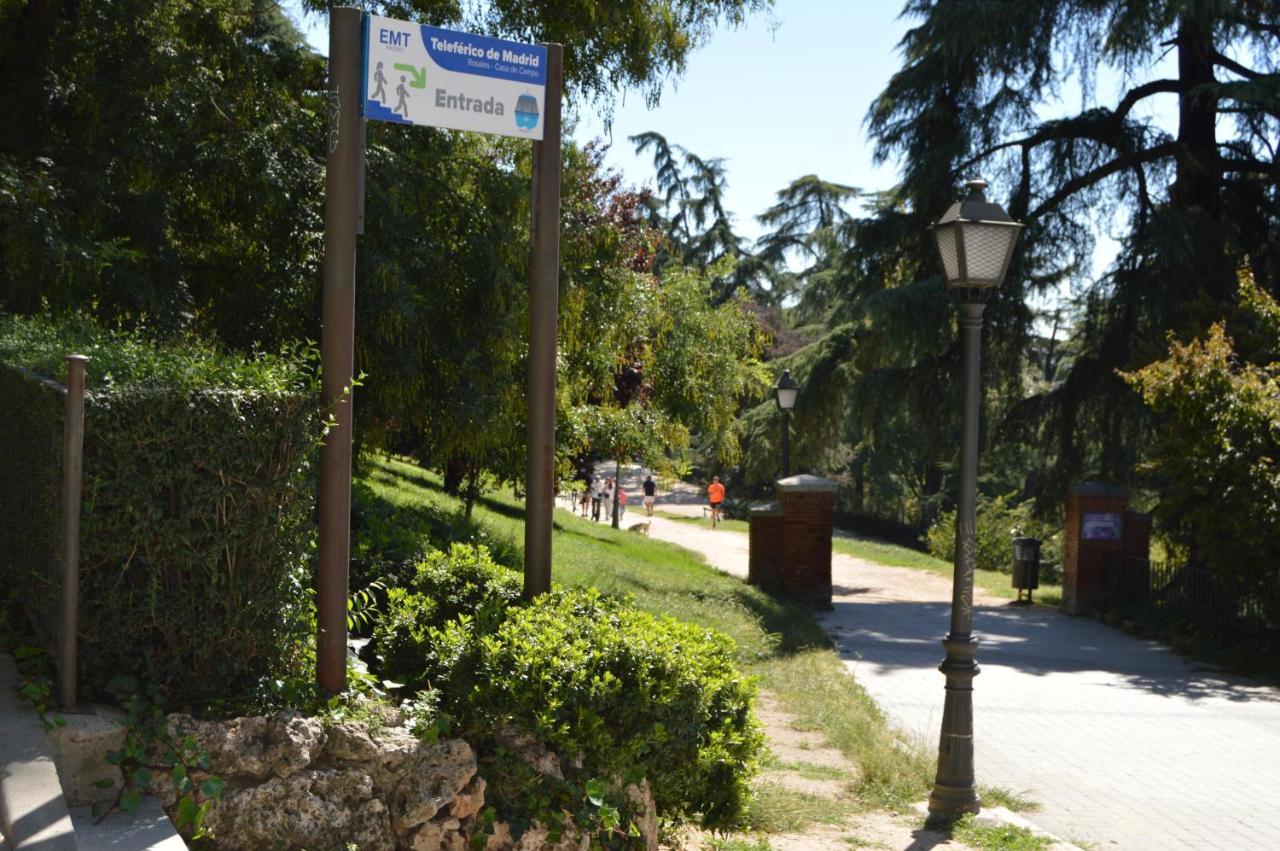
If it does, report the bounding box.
[928,179,1022,816]
[774,369,798,478]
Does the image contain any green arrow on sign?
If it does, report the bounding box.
[393,63,427,89]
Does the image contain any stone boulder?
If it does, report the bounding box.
[167,710,326,781]
[201,767,394,850]
[391,739,478,834]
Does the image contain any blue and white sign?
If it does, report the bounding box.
[364,15,547,140]
[1082,512,1122,541]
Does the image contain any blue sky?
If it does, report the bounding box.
[566,2,910,243]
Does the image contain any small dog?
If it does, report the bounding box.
[628,522,651,536]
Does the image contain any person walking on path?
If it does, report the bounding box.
[603,478,614,521]
[707,476,725,528]
[643,475,657,516]
[590,475,603,522]
[618,488,628,521]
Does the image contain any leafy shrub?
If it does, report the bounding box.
[421,587,763,829]
[926,493,1062,574]
[722,496,752,521]
[372,543,523,683]
[0,314,320,708]
[1121,267,1280,619]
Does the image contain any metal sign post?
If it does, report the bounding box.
[317,8,562,693]
[523,44,562,598]
[59,354,89,710]
[317,6,364,696]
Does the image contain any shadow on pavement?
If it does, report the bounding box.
[828,598,1280,704]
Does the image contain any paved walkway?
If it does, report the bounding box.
[596,467,1280,851]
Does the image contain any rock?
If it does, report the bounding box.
[46,703,127,805]
[391,739,477,833]
[448,776,486,820]
[168,710,325,780]
[408,817,468,851]
[323,722,381,764]
[324,722,423,797]
[484,820,589,851]
[201,767,394,851]
[494,727,563,780]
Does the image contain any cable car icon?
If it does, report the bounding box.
[514,94,539,130]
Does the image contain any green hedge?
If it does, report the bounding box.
[0,364,64,650]
[0,315,321,707]
[373,545,762,832]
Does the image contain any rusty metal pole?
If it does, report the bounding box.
[523,43,563,600]
[59,354,89,711]
[317,5,365,695]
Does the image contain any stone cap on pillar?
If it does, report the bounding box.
[750,501,783,516]
[776,474,839,493]
[1069,481,1128,498]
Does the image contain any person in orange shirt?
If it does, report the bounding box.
[707,476,725,527]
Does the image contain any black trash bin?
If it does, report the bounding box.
[1011,536,1041,603]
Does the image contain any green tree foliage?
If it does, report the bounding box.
[560,259,768,500]
[734,1,1278,529]
[1,0,773,504]
[865,0,1280,501]
[755,175,861,312]
[1122,267,1280,614]
[630,131,749,292]
[352,129,529,495]
[0,0,326,346]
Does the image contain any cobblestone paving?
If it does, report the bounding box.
[822,565,1280,851]
[623,484,1280,851]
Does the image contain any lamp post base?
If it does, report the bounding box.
[928,783,981,817]
[928,634,980,816]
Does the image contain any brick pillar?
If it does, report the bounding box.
[748,502,785,590]
[776,475,838,609]
[1062,483,1128,615]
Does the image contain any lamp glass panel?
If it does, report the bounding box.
[960,222,1016,285]
[776,387,798,410]
[933,224,961,282]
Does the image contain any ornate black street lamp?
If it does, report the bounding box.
[928,179,1022,816]
[774,369,798,478]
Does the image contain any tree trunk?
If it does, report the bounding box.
[443,454,468,496]
[463,467,480,521]
[1171,13,1220,211]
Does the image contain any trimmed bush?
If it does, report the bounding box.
[0,315,321,707]
[372,543,523,681]
[0,362,64,650]
[418,585,762,828]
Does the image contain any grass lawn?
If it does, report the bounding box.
[657,511,1063,607]
[359,456,934,813]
